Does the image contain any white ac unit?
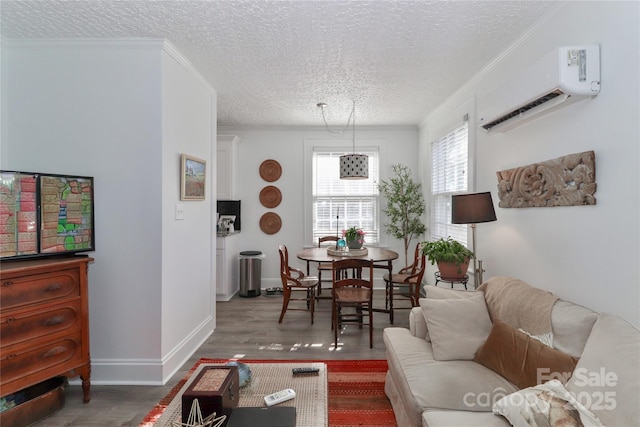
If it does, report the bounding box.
[478,45,600,132]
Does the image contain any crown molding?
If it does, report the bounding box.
[217,124,418,132]
[3,37,215,93]
[3,37,165,50]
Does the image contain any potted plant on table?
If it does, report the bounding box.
[343,226,366,250]
[421,237,474,279]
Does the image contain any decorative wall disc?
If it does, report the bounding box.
[259,186,282,208]
[259,212,282,234]
[259,159,282,182]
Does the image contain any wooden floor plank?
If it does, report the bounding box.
[27,290,411,426]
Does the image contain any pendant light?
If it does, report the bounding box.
[317,101,369,180]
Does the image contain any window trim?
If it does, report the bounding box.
[428,116,473,246]
[304,138,385,247]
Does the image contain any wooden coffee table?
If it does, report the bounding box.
[153,362,328,427]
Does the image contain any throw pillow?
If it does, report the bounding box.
[421,292,492,360]
[493,379,604,427]
[424,285,478,300]
[419,286,479,342]
[474,320,579,390]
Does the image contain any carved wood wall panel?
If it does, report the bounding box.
[496,150,596,208]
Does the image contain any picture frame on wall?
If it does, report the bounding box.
[180,154,207,200]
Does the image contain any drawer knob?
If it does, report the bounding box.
[2,281,13,287]
[45,316,65,326]
[44,346,67,358]
[5,317,16,324]
[44,283,62,292]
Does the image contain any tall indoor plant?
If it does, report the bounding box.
[378,164,426,267]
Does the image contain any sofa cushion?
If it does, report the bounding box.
[420,285,478,342]
[565,313,640,426]
[474,320,579,390]
[550,300,599,358]
[517,328,553,347]
[383,327,518,426]
[422,292,492,360]
[478,277,557,336]
[423,409,511,427]
[493,379,604,427]
[409,306,429,339]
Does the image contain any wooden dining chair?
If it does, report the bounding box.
[316,236,340,298]
[331,258,374,348]
[278,244,319,324]
[383,243,426,324]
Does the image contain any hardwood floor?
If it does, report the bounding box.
[29,289,410,426]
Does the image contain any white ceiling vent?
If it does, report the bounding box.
[479,45,601,133]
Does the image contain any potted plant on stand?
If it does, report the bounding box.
[343,227,365,250]
[421,237,474,279]
[378,164,426,267]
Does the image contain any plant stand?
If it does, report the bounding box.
[434,271,470,290]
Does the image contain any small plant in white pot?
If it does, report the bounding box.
[421,237,474,279]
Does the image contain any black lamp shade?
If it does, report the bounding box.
[451,192,497,224]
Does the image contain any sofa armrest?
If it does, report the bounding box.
[409,306,427,339]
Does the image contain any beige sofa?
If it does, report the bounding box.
[383,277,640,427]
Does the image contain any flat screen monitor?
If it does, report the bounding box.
[0,170,95,260]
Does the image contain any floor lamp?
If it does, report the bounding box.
[451,192,497,288]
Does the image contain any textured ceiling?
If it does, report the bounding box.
[1,0,559,127]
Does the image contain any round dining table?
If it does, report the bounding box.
[296,246,399,318]
[296,246,399,274]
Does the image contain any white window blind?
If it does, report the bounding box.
[431,121,469,245]
[312,149,379,245]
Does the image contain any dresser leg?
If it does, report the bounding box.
[81,364,91,403]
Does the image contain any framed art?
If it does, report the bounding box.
[181,154,207,200]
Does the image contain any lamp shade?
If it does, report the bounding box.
[339,154,369,179]
[451,192,497,224]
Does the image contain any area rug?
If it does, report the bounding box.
[139,358,397,427]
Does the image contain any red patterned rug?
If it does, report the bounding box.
[140,358,397,427]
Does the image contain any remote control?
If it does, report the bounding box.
[264,388,296,406]
[292,367,320,375]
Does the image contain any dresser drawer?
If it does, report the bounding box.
[0,268,80,310]
[1,300,82,348]
[0,332,83,390]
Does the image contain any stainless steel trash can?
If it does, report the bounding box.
[239,251,264,297]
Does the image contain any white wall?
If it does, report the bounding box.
[216,126,420,288]
[2,39,216,384]
[160,46,217,381]
[420,2,640,326]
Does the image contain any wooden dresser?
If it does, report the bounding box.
[0,256,93,403]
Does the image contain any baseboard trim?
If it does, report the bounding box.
[71,316,214,386]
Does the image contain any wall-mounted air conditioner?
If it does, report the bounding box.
[478,45,600,133]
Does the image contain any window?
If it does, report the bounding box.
[430,120,469,245]
[312,148,379,245]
